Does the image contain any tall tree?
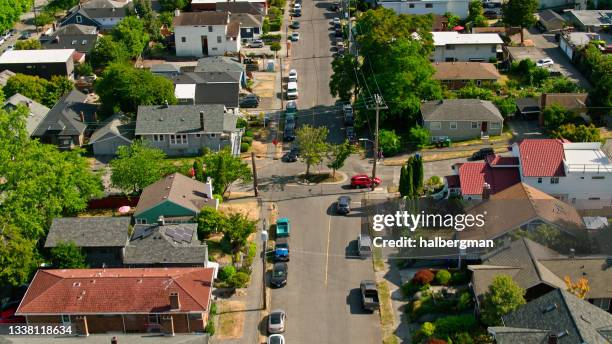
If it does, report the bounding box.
[221,212,257,252]
[326,140,353,177]
[50,241,88,269]
[202,148,253,197]
[296,125,329,175]
[399,164,409,197]
[412,154,424,195]
[111,16,149,58]
[4,73,73,107]
[110,140,169,195]
[405,157,415,198]
[159,0,188,11]
[502,0,538,43]
[467,0,488,27]
[89,36,129,69]
[481,275,526,325]
[0,224,40,287]
[329,54,358,101]
[196,207,226,240]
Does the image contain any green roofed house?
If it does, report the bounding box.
[134,172,219,224]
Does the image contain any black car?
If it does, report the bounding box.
[330,2,340,11]
[336,196,351,215]
[345,126,356,142]
[283,124,295,141]
[283,146,299,162]
[343,104,354,126]
[290,21,300,29]
[240,94,260,108]
[270,262,288,288]
[469,147,495,161]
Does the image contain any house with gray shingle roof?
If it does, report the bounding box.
[60,0,132,30]
[41,24,99,54]
[3,93,51,136]
[44,217,131,267]
[135,103,242,156]
[420,99,504,141]
[90,113,134,156]
[124,220,208,266]
[489,289,612,344]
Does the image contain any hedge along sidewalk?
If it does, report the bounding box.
[383,145,510,166]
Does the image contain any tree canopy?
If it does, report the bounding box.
[4,74,74,108]
[0,0,32,33]
[296,125,329,175]
[329,54,358,101]
[327,140,353,177]
[467,0,487,27]
[502,0,538,42]
[50,241,88,269]
[15,38,42,50]
[201,147,253,197]
[110,140,170,195]
[481,275,526,325]
[111,16,150,58]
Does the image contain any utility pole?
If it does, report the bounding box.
[280,57,283,109]
[251,151,258,197]
[371,94,383,188]
[261,222,268,310]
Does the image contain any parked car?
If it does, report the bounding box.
[360,280,380,311]
[0,37,5,46]
[336,42,345,54]
[294,8,302,16]
[268,310,286,334]
[268,334,285,344]
[291,32,300,41]
[333,17,341,25]
[248,39,264,48]
[288,69,298,82]
[19,31,33,40]
[0,301,25,324]
[282,146,298,163]
[239,94,260,108]
[469,147,495,161]
[274,237,290,261]
[294,3,302,10]
[350,175,381,188]
[276,217,291,237]
[286,81,298,99]
[285,113,295,127]
[343,104,354,125]
[358,234,372,258]
[536,58,554,68]
[336,196,351,215]
[285,100,297,113]
[345,125,356,142]
[5,45,14,51]
[290,21,300,29]
[330,2,340,11]
[270,262,288,288]
[283,123,295,141]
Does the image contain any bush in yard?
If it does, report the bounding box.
[433,314,477,339]
[243,242,257,267]
[401,281,420,298]
[451,271,470,285]
[240,142,250,152]
[435,269,451,285]
[421,322,436,337]
[408,125,430,148]
[378,129,402,156]
[229,271,250,288]
[237,117,248,128]
[457,291,473,311]
[242,136,253,144]
[245,130,254,137]
[205,319,215,335]
[210,302,217,316]
[219,265,236,281]
[412,269,435,285]
[454,332,474,344]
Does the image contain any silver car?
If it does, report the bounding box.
[268,309,286,334]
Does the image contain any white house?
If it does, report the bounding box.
[560,32,601,60]
[378,0,469,19]
[512,139,612,210]
[431,32,503,62]
[173,10,240,57]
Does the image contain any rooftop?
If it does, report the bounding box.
[173,11,229,26]
[31,89,98,138]
[563,142,612,173]
[432,32,503,46]
[44,216,131,248]
[135,103,236,135]
[0,49,75,64]
[421,99,503,122]
[175,83,196,100]
[455,161,520,196]
[16,267,214,315]
[88,113,134,144]
[432,62,501,81]
[3,93,51,136]
[517,139,566,177]
[569,9,612,27]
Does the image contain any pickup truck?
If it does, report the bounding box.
[360,280,380,312]
[276,218,290,237]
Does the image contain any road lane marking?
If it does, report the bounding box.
[324,213,332,285]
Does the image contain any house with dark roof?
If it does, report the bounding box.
[539,93,588,125]
[0,49,75,79]
[421,99,504,140]
[432,62,501,90]
[134,173,219,224]
[3,93,50,136]
[31,89,99,149]
[60,0,132,31]
[215,1,263,15]
[173,11,240,57]
[135,103,242,156]
[488,289,612,344]
[40,24,99,54]
[16,267,215,335]
[515,97,541,118]
[191,0,267,14]
[538,9,566,32]
[169,56,246,108]
[230,12,263,41]
[124,219,208,267]
[444,155,521,199]
[89,113,134,156]
[44,217,131,267]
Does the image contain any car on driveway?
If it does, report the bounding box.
[536,58,554,68]
[288,69,298,82]
[282,146,298,163]
[268,334,285,344]
[291,32,300,41]
[248,39,264,48]
[336,195,351,215]
[239,94,260,108]
[290,21,300,29]
[268,310,286,334]
[468,147,495,161]
[270,262,288,287]
[350,175,381,188]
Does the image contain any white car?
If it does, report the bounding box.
[333,17,341,25]
[293,3,301,10]
[288,69,297,82]
[286,81,298,99]
[268,334,285,344]
[536,58,554,68]
[291,32,300,41]
[5,45,14,51]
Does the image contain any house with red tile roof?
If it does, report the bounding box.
[16,267,215,336]
[512,139,612,210]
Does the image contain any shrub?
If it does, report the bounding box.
[435,270,452,285]
[219,266,236,281]
[421,322,436,337]
[229,271,250,288]
[240,142,250,152]
[408,125,430,148]
[378,129,402,156]
[243,241,257,267]
[242,136,253,144]
[425,339,447,344]
[210,302,218,316]
[412,269,435,285]
[237,117,248,128]
[401,281,420,298]
[244,130,254,137]
[434,315,477,339]
[205,319,215,335]
[457,291,473,311]
[454,332,474,344]
[451,271,470,285]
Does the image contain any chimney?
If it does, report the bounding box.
[548,334,558,344]
[169,292,180,310]
[482,182,491,200]
[200,111,205,130]
[79,111,84,122]
[174,9,181,17]
[158,216,165,226]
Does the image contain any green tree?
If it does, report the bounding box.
[296,125,329,175]
[326,140,353,177]
[408,125,430,148]
[412,154,424,195]
[46,75,74,105]
[193,158,205,182]
[95,63,177,115]
[50,241,88,268]
[270,42,281,57]
[0,224,40,287]
[444,12,460,28]
[159,0,188,10]
[541,77,582,93]
[493,96,517,117]
[329,54,358,101]
[46,0,79,10]
[4,74,49,105]
[551,123,601,142]
[196,207,226,240]
[399,164,410,197]
[404,157,415,198]
[502,0,538,43]
[0,0,33,33]
[378,129,402,156]
[221,213,257,252]
[481,275,526,325]
[421,322,436,338]
[456,83,494,100]
[467,0,487,27]
[15,38,42,50]
[112,16,149,58]
[202,148,253,197]
[89,36,129,69]
[542,104,578,129]
[75,62,94,77]
[110,140,169,195]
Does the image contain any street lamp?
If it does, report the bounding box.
[261,223,268,310]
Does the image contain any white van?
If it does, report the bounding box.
[287,81,298,99]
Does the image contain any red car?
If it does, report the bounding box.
[350,175,381,188]
[0,302,25,324]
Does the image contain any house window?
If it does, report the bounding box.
[76,15,82,23]
[430,121,441,130]
[476,80,482,86]
[61,315,70,323]
[212,47,218,51]
[550,177,559,184]
[593,299,611,311]
[425,3,433,7]
[188,313,203,320]
[592,176,605,180]
[135,218,147,224]
[537,177,542,183]
[148,314,159,324]
[491,46,497,53]
[81,40,87,45]
[471,121,478,129]
[195,133,201,138]
[446,45,455,50]
[217,36,222,43]
[449,121,457,130]
[181,36,186,43]
[490,122,501,129]
[71,40,77,45]
[208,26,213,32]
[170,134,188,145]
[153,134,164,142]
[210,133,217,138]
[409,3,414,7]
